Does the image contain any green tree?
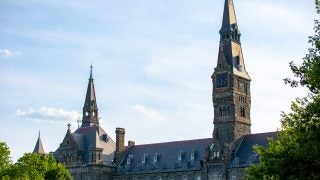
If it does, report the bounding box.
[0,142,11,172]
[8,153,72,180]
[0,142,12,179]
[45,164,72,180]
[246,0,320,179]
[0,151,72,180]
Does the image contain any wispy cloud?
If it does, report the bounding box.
[240,1,314,36]
[0,49,20,58]
[131,105,166,121]
[16,106,81,124]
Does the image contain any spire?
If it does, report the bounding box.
[82,65,99,127]
[90,62,93,79]
[220,0,241,42]
[33,131,45,154]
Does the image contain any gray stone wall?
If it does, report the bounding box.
[227,168,246,180]
[68,164,114,180]
[113,171,202,180]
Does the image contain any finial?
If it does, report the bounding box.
[67,123,71,132]
[90,62,93,79]
[38,131,40,138]
[77,118,81,128]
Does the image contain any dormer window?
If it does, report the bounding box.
[127,155,134,165]
[153,153,159,163]
[213,151,220,158]
[85,111,89,117]
[178,152,182,161]
[191,151,195,161]
[142,153,148,164]
[178,151,184,161]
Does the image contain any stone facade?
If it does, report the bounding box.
[39,0,279,179]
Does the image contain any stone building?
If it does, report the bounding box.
[53,66,116,179]
[45,0,277,179]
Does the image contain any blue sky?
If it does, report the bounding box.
[0,0,317,162]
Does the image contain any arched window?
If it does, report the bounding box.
[219,107,222,117]
[240,107,246,117]
[227,106,230,116]
[243,108,246,117]
[222,107,227,116]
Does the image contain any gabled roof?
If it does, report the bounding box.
[229,132,278,168]
[54,124,116,165]
[116,138,212,175]
[33,132,45,154]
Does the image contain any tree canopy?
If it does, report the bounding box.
[0,142,11,174]
[0,144,72,180]
[246,0,320,179]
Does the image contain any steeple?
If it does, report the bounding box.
[211,0,251,159]
[33,131,45,154]
[220,0,241,43]
[82,65,99,127]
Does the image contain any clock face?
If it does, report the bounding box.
[216,73,228,88]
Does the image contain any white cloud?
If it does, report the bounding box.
[16,106,81,124]
[131,105,166,121]
[0,49,20,58]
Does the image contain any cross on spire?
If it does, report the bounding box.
[82,64,99,127]
[67,123,71,133]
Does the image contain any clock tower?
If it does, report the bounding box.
[211,0,251,155]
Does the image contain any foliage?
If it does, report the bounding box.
[0,151,72,180]
[284,0,320,94]
[246,0,320,179]
[0,142,12,175]
[246,96,320,179]
[45,164,73,180]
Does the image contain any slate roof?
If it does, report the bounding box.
[116,138,212,175]
[220,0,238,33]
[54,125,116,165]
[33,134,45,154]
[229,132,278,168]
[74,125,116,163]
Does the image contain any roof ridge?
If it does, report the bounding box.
[127,138,212,147]
[245,131,277,137]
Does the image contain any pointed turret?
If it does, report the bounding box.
[220,0,241,43]
[82,65,99,127]
[211,0,251,159]
[33,132,45,154]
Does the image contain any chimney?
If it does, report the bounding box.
[128,140,135,147]
[115,128,125,152]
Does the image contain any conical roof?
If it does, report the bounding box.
[82,65,99,127]
[220,0,238,33]
[33,132,45,154]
